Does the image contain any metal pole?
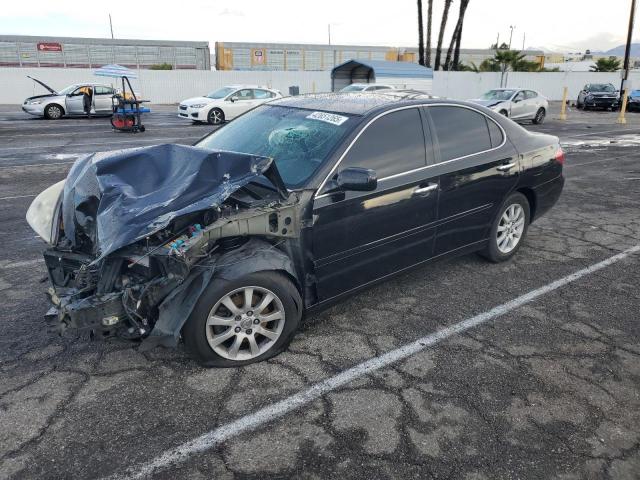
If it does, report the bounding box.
[508,26,515,49]
[495,33,499,49]
[619,0,636,100]
[328,24,331,46]
[109,14,114,39]
[522,32,526,51]
[559,86,568,120]
[617,0,636,124]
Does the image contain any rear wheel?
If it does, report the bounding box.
[183,271,302,367]
[44,104,64,120]
[207,108,225,125]
[532,107,546,124]
[479,192,530,263]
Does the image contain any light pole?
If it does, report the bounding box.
[508,25,515,49]
[109,14,114,39]
[328,24,331,45]
[618,0,637,123]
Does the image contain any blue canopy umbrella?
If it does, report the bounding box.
[94,64,147,132]
[94,64,138,79]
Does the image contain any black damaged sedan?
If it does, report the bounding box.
[26,91,565,367]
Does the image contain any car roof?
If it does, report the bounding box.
[224,84,273,89]
[271,91,446,116]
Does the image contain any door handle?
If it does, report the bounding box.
[497,162,517,172]
[414,183,438,195]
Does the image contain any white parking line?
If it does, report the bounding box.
[0,161,75,170]
[109,244,640,480]
[0,194,36,201]
[0,258,43,269]
[1,136,200,151]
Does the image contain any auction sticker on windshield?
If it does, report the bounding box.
[306,111,349,126]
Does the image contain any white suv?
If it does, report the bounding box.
[179,85,282,124]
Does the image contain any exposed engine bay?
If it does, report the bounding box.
[28,144,307,347]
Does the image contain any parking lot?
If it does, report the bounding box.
[1,103,639,479]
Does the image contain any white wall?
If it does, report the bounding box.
[433,71,638,101]
[0,67,636,104]
[0,68,331,104]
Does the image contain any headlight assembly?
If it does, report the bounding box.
[189,104,207,109]
[26,99,44,105]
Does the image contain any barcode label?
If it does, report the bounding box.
[306,111,349,126]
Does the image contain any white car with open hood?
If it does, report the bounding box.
[178,85,282,125]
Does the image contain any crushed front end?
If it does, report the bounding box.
[29,144,302,345]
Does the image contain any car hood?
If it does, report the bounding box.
[180,96,215,106]
[469,99,507,108]
[61,144,286,261]
[27,75,58,95]
[24,93,61,102]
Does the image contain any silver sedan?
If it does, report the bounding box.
[469,88,548,124]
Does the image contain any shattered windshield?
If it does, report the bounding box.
[480,89,515,100]
[206,87,236,99]
[196,105,356,187]
[587,84,615,93]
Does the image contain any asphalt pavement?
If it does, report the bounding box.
[0,103,639,480]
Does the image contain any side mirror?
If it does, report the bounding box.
[229,96,238,102]
[335,167,377,192]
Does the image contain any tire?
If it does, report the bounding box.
[479,192,530,263]
[44,104,64,120]
[207,108,225,125]
[532,107,546,124]
[183,271,302,367]
[499,109,509,117]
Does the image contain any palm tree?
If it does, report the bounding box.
[452,0,470,69]
[425,0,433,67]
[434,0,453,70]
[590,57,621,72]
[444,0,470,70]
[417,0,425,66]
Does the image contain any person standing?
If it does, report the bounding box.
[79,85,93,118]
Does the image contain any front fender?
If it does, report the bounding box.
[143,238,298,348]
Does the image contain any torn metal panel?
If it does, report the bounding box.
[144,238,298,348]
[62,144,277,260]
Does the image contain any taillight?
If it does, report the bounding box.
[555,147,565,165]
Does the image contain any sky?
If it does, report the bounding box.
[0,0,637,53]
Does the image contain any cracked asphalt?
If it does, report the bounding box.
[0,103,639,480]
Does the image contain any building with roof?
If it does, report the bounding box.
[331,59,433,91]
[0,35,210,70]
[215,41,544,71]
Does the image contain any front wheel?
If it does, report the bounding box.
[44,104,64,120]
[479,192,530,263]
[183,271,302,367]
[532,108,545,124]
[207,108,225,125]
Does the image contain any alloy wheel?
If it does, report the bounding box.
[47,106,62,119]
[205,286,285,361]
[497,204,525,254]
[209,109,223,124]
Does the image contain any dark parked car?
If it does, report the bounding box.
[626,89,640,112]
[576,83,619,110]
[26,91,564,367]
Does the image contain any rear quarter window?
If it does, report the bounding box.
[428,106,493,162]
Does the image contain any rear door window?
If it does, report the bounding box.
[525,90,538,99]
[253,89,274,99]
[339,108,427,179]
[428,106,492,162]
[94,86,113,95]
